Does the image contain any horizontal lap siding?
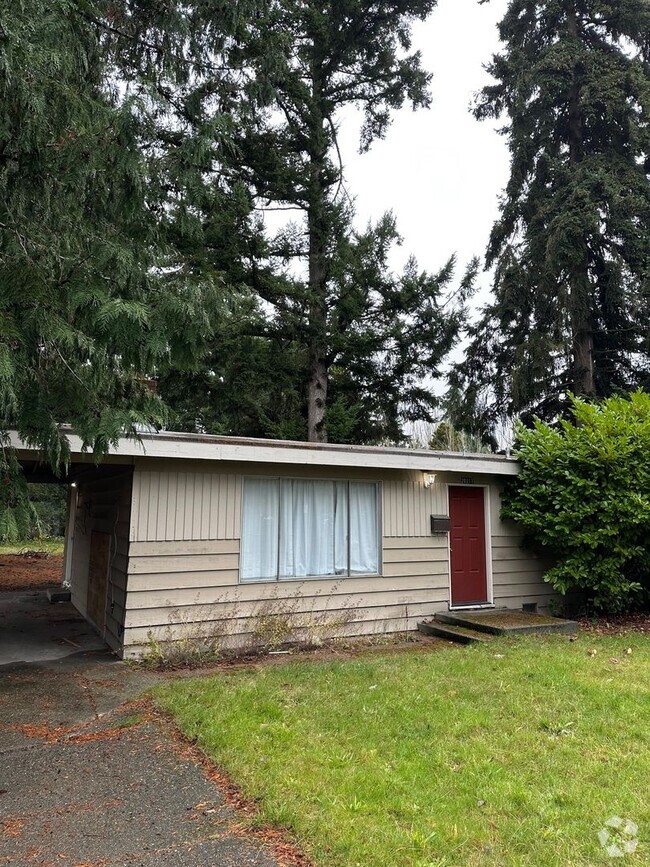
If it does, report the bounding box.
[124,592,449,628]
[489,488,557,607]
[123,534,450,653]
[125,571,450,616]
[130,552,240,575]
[127,541,239,595]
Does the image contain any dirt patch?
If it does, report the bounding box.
[0,553,63,591]
[145,632,444,676]
[578,612,650,636]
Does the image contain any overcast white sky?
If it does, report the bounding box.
[338,0,510,306]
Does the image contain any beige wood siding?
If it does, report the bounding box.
[382,480,447,537]
[122,534,450,656]
[131,471,240,542]
[132,463,449,543]
[487,486,556,609]
[121,463,558,659]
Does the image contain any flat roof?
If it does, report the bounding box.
[10,429,519,476]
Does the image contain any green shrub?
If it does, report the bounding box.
[27,483,67,537]
[502,391,650,612]
[0,448,36,541]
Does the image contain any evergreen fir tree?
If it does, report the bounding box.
[0,0,220,458]
[0,0,220,534]
[451,0,650,437]
[123,0,475,444]
[234,0,479,443]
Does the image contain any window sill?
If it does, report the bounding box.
[240,572,383,584]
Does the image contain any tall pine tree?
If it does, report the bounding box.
[121,0,476,444]
[236,0,448,443]
[451,0,650,437]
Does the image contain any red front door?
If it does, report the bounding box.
[449,486,488,606]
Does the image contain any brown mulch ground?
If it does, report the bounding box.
[577,612,650,635]
[0,553,63,592]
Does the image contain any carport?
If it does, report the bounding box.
[5,445,136,662]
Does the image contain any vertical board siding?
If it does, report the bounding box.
[131,471,240,542]
[133,465,443,543]
[382,480,447,537]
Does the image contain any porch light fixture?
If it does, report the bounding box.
[422,473,437,489]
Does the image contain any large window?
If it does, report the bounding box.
[240,478,380,581]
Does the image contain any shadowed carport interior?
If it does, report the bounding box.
[0,590,107,667]
[4,455,137,661]
[0,461,96,665]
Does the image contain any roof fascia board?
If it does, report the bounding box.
[8,430,519,476]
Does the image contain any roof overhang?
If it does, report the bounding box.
[9,429,520,476]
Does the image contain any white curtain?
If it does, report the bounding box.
[241,478,378,581]
[240,479,279,581]
[349,482,378,574]
[279,480,348,578]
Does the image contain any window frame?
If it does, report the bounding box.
[239,475,383,583]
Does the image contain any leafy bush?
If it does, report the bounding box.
[502,391,650,612]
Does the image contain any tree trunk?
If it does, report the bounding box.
[306,191,329,442]
[567,6,596,397]
[572,327,595,395]
[306,50,329,443]
[307,355,328,442]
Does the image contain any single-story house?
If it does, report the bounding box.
[12,430,555,659]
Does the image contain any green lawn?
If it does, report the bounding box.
[0,537,65,556]
[154,634,649,866]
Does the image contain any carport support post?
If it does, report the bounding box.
[62,484,78,589]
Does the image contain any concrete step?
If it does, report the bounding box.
[47,588,72,604]
[417,620,491,644]
[434,610,579,636]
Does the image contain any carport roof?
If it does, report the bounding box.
[10,428,519,476]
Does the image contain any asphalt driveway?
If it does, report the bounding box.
[0,593,282,866]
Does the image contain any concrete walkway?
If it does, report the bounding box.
[0,593,281,866]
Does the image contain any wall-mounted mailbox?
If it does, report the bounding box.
[430,515,451,534]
